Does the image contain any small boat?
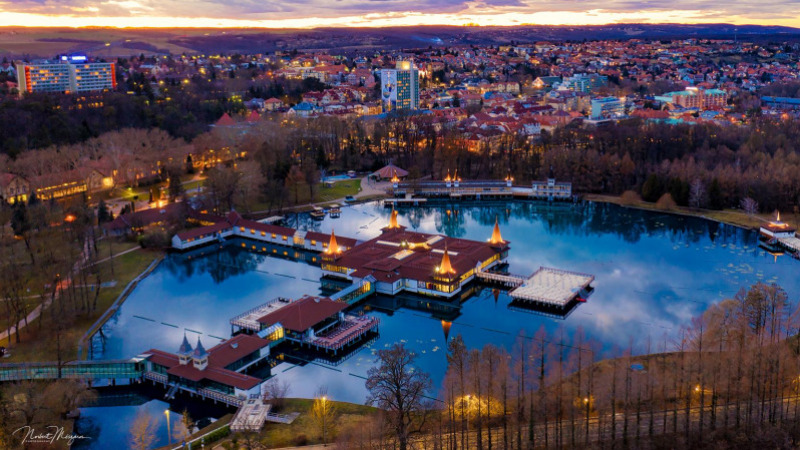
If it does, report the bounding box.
[347,170,357,178]
[310,206,326,220]
[329,204,341,218]
[344,195,356,204]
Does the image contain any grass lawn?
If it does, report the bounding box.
[0,247,162,362]
[316,179,361,203]
[218,398,377,448]
[252,179,362,212]
[584,193,786,230]
[95,238,141,259]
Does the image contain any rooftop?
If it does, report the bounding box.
[257,295,347,332]
[332,227,508,284]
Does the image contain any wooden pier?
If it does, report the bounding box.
[778,236,800,254]
[474,270,525,288]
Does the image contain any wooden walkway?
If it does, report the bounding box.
[474,270,525,288]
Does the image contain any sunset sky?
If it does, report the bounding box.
[0,0,799,28]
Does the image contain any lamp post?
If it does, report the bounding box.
[165,409,171,446]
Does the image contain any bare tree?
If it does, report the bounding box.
[740,197,759,215]
[366,343,432,450]
[689,178,706,208]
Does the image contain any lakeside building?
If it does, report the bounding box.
[171,211,357,252]
[16,59,116,96]
[320,214,509,298]
[759,213,800,257]
[141,333,272,406]
[380,60,420,111]
[230,295,379,355]
[531,178,572,200]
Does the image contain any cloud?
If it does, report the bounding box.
[0,0,799,26]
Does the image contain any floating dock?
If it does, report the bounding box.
[476,266,594,308]
[509,267,594,307]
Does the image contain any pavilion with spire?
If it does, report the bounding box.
[321,211,509,298]
[489,217,505,246]
[140,332,274,406]
[760,211,796,241]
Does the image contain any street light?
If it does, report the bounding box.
[165,409,171,446]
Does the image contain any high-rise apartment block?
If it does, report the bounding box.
[16,57,116,96]
[380,60,420,111]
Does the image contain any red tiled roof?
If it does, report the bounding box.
[246,110,261,123]
[333,228,508,286]
[144,337,266,391]
[175,220,231,240]
[257,295,346,332]
[207,334,270,369]
[215,113,235,127]
[304,230,358,249]
[373,164,408,179]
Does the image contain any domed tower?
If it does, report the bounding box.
[192,336,209,371]
[178,333,193,366]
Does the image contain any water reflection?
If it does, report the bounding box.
[91,201,798,406]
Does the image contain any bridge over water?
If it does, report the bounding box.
[0,358,145,383]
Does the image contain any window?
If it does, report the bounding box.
[311,240,317,246]
[261,231,266,236]
[271,233,276,238]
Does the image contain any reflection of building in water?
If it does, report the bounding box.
[507,298,582,320]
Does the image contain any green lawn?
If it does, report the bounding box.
[316,179,361,203]
[224,398,378,448]
[253,179,362,212]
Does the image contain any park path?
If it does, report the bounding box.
[0,243,137,345]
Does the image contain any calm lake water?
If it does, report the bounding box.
[78,201,800,448]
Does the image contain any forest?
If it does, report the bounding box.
[333,282,800,449]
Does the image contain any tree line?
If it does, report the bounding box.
[332,282,800,449]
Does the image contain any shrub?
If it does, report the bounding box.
[656,193,677,210]
[620,190,641,205]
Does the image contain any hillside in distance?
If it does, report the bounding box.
[2,23,799,57]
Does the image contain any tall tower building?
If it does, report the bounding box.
[380,60,419,112]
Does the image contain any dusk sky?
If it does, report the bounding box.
[0,0,799,28]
